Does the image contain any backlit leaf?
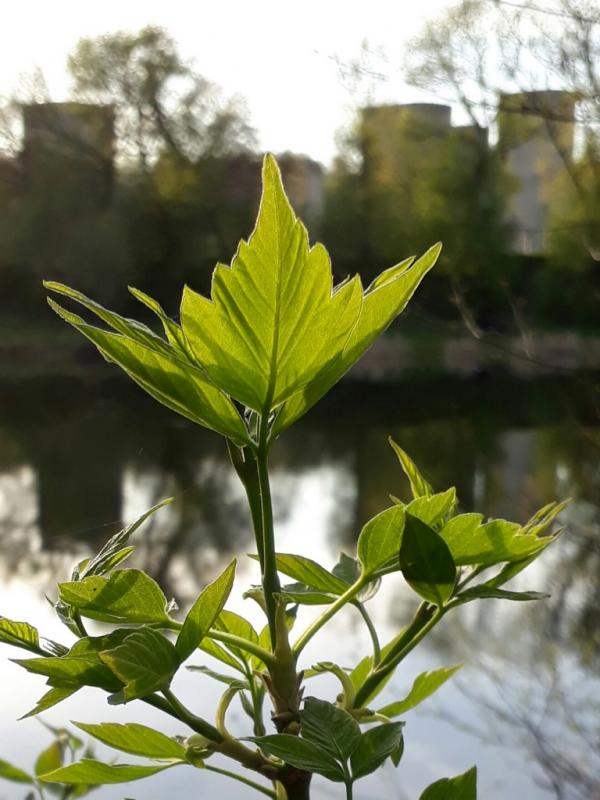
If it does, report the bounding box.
[59,569,169,624]
[0,759,33,784]
[176,560,236,661]
[267,553,349,595]
[45,297,247,445]
[100,629,179,703]
[378,665,462,717]
[457,587,549,602]
[40,759,177,785]
[357,506,406,575]
[406,489,457,529]
[438,514,554,567]
[74,722,186,760]
[274,243,441,433]
[0,618,41,654]
[35,742,63,778]
[21,685,79,719]
[399,514,456,606]
[181,154,363,413]
[389,439,433,499]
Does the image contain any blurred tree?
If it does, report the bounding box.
[67,25,256,168]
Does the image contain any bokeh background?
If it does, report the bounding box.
[0,2,599,798]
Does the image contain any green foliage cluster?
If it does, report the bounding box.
[0,156,565,799]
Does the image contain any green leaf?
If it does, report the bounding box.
[212,609,262,665]
[40,759,178,785]
[457,587,549,602]
[81,499,172,579]
[406,489,457,529]
[357,506,406,575]
[46,296,248,445]
[257,553,349,595]
[100,629,179,703]
[350,722,404,779]
[399,514,456,606]
[35,742,63,778]
[180,154,364,413]
[378,665,462,717]
[419,766,477,800]
[187,665,249,688]
[21,685,79,719]
[14,634,125,692]
[198,637,246,673]
[74,722,186,760]
[301,697,361,762]
[0,617,41,654]
[333,553,381,602]
[279,583,338,605]
[274,242,441,433]
[438,514,554,567]
[248,735,344,781]
[59,569,169,624]
[176,560,236,661]
[0,759,33,784]
[389,439,433,499]
[129,286,195,360]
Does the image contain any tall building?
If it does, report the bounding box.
[498,91,576,254]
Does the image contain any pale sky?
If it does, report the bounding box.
[0,0,455,164]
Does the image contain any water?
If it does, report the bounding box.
[0,369,599,800]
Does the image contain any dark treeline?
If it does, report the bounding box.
[0,12,599,333]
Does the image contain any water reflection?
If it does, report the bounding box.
[0,371,599,799]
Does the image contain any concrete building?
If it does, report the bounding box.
[498,91,577,255]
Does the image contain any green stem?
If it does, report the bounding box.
[163,618,275,667]
[205,765,277,798]
[227,440,266,578]
[161,688,223,742]
[345,780,354,800]
[293,577,368,657]
[354,605,443,708]
[256,412,281,648]
[354,600,381,664]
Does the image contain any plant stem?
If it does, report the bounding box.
[205,765,277,798]
[293,577,368,657]
[163,618,275,667]
[227,440,266,578]
[161,688,224,742]
[354,605,443,708]
[256,412,281,648]
[345,780,354,800]
[354,601,381,664]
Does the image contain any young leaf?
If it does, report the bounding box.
[180,154,363,413]
[0,618,42,655]
[389,439,433,499]
[377,665,462,717]
[187,665,249,688]
[40,759,178,785]
[59,569,170,624]
[279,583,338,605]
[46,296,248,445]
[438,515,553,567]
[198,637,246,673]
[406,489,457,529]
[0,759,33,784]
[21,685,79,719]
[81,499,172,579]
[301,697,361,762]
[100,629,179,702]
[264,553,349,595]
[74,722,186,760]
[248,735,344,781]
[176,560,236,661]
[14,648,122,692]
[350,722,404,779]
[419,766,477,799]
[357,506,406,575]
[333,553,381,602]
[399,514,456,606]
[35,742,63,778]
[273,242,441,434]
[457,587,549,602]
[212,609,262,665]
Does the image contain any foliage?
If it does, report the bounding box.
[0,155,565,798]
